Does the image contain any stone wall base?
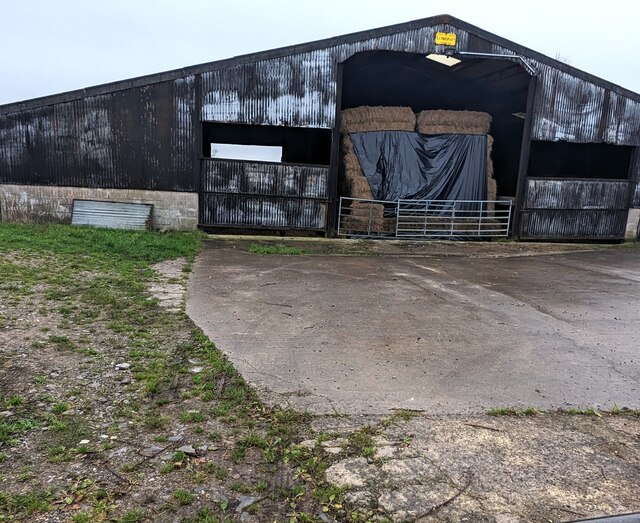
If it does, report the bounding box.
[0,184,198,231]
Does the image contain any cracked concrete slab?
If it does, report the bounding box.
[186,241,640,415]
[312,414,640,522]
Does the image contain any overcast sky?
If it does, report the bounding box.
[1,0,638,106]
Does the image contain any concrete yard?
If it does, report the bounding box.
[187,239,640,415]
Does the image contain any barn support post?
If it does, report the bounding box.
[194,74,204,226]
[326,62,344,237]
[625,146,640,240]
[512,75,538,239]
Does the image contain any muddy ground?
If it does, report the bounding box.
[0,229,638,522]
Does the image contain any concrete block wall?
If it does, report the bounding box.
[0,184,198,231]
[626,208,640,240]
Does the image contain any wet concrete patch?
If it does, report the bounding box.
[187,243,640,414]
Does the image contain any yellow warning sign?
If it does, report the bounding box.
[435,32,457,46]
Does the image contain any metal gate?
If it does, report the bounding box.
[338,197,512,239]
[200,159,329,230]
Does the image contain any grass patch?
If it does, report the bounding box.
[247,243,310,256]
[179,410,207,423]
[0,224,203,262]
[343,426,378,459]
[0,488,55,517]
[173,489,195,506]
[0,224,358,521]
[609,405,640,416]
[559,407,601,416]
[48,335,76,350]
[487,407,539,417]
[0,417,39,446]
[118,509,148,523]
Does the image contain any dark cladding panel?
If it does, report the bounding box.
[532,67,607,143]
[525,179,630,210]
[202,160,328,198]
[520,209,627,239]
[603,93,640,146]
[201,49,336,128]
[3,15,640,196]
[521,178,630,240]
[0,78,197,191]
[201,194,327,230]
[200,159,328,230]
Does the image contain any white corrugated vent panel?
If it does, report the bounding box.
[71,200,153,230]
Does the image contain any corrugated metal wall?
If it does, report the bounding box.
[0,76,197,191]
[2,21,640,192]
[200,159,328,229]
[520,178,630,239]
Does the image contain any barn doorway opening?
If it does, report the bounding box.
[202,122,331,165]
[336,50,532,238]
[340,50,530,198]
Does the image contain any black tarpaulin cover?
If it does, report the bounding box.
[350,131,487,201]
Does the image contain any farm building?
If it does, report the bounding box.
[1,14,639,240]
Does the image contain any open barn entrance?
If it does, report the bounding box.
[336,50,531,238]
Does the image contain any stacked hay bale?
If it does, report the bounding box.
[415,110,492,135]
[341,106,416,134]
[416,110,497,213]
[340,106,415,234]
[486,135,497,212]
[341,136,373,199]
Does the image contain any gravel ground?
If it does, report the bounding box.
[1,228,638,523]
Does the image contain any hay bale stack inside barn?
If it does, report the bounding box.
[341,106,416,133]
[416,110,492,135]
[340,106,417,234]
[417,110,498,211]
[341,135,373,199]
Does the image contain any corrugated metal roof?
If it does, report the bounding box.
[71,200,153,230]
